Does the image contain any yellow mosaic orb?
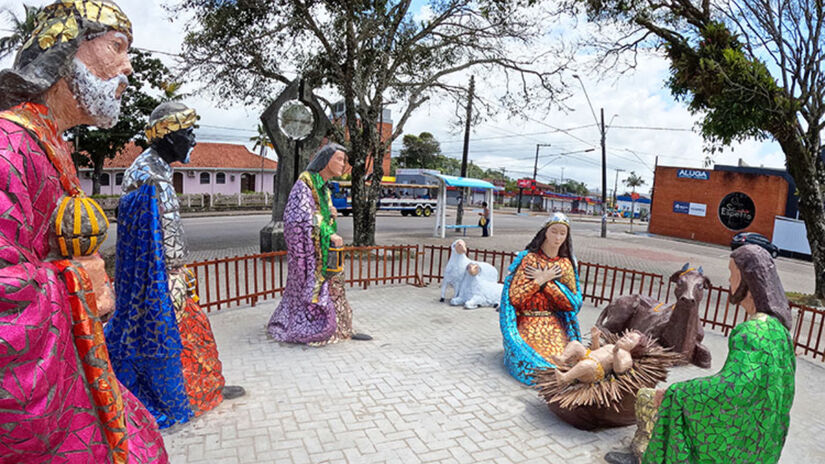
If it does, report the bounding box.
[54,193,109,257]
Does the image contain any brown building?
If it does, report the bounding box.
[330,102,393,175]
[649,165,795,246]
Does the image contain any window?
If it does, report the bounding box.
[100,173,110,186]
[200,172,210,184]
[115,172,124,186]
[216,172,226,184]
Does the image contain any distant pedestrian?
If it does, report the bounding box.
[478,201,490,237]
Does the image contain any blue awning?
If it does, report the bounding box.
[423,172,502,190]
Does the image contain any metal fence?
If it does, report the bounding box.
[189,243,825,362]
[189,244,421,312]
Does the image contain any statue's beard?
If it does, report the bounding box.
[68,58,128,129]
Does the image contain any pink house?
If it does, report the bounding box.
[78,142,278,196]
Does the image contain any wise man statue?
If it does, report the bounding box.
[104,101,245,429]
[267,143,371,345]
[0,1,168,462]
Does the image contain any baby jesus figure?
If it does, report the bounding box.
[553,327,648,385]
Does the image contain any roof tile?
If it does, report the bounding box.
[103,142,278,170]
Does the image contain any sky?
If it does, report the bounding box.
[0,0,789,195]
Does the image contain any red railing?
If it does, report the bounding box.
[188,243,825,362]
[189,244,421,312]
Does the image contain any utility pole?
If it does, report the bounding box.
[457,75,474,226]
[600,108,607,238]
[612,168,625,220]
[532,143,551,211]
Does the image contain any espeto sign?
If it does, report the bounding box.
[677,169,710,180]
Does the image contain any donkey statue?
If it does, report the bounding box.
[595,263,712,368]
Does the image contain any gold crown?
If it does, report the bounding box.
[22,1,132,52]
[145,108,197,142]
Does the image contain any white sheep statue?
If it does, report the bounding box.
[450,262,503,309]
[440,239,471,302]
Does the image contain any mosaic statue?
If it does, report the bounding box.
[0,1,167,461]
[553,327,647,385]
[104,102,245,429]
[596,263,713,368]
[499,212,582,385]
[450,262,502,309]
[605,244,796,464]
[267,144,371,345]
[440,239,471,302]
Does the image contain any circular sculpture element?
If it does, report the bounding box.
[278,100,315,140]
[718,192,755,231]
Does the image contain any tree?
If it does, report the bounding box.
[398,132,440,169]
[623,171,645,228]
[560,179,589,196]
[177,0,568,245]
[70,49,180,194]
[550,0,825,298]
[0,4,39,60]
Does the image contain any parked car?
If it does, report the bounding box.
[730,232,780,258]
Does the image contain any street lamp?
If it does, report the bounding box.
[572,74,610,238]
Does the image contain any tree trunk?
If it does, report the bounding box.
[350,145,376,246]
[91,154,103,195]
[776,133,825,299]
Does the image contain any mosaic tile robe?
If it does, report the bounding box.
[105,150,225,429]
[267,172,352,345]
[641,313,795,463]
[0,103,167,463]
[500,250,582,384]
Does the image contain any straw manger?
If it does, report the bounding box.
[531,331,683,417]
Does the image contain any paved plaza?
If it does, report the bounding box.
[161,284,825,463]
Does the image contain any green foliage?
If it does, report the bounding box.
[622,171,644,191]
[665,22,782,148]
[398,132,441,169]
[0,4,39,60]
[69,48,179,194]
[558,179,589,195]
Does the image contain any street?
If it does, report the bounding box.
[102,210,815,295]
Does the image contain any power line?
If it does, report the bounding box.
[611,125,694,132]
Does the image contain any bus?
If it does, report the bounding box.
[330,180,438,217]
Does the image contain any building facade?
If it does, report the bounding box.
[79,142,278,196]
[649,165,793,246]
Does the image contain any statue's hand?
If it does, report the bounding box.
[331,206,338,219]
[73,255,115,316]
[654,388,667,408]
[330,233,344,247]
[525,265,556,286]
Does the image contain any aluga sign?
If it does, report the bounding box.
[677,169,710,180]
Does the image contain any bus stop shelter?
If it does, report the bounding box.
[423,172,499,238]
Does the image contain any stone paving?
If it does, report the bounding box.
[161,284,825,463]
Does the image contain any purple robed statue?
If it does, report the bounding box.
[267,144,371,345]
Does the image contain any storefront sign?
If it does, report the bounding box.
[688,203,707,217]
[677,169,710,180]
[719,192,755,230]
[673,201,690,214]
[673,201,707,216]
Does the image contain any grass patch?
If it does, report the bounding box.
[786,292,822,307]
